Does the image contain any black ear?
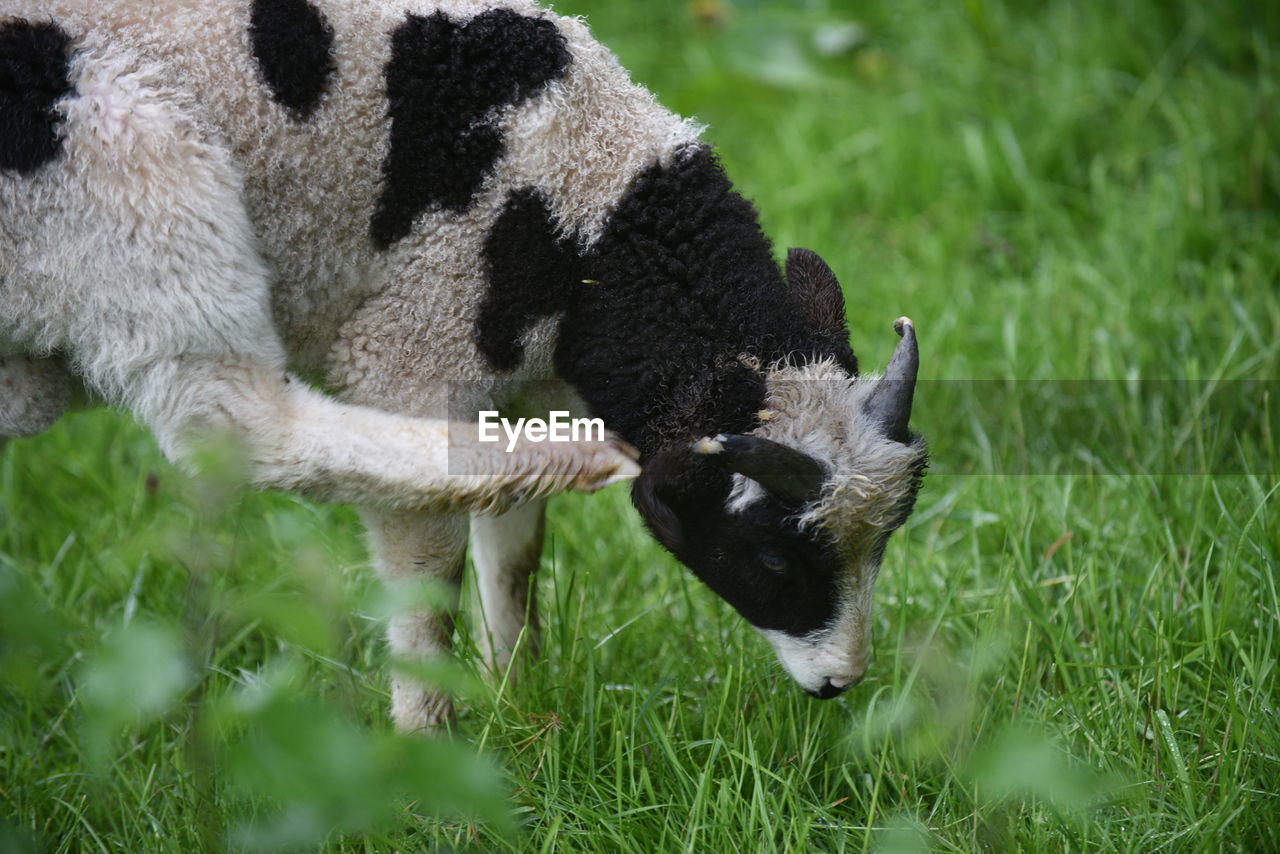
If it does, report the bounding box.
[786,248,848,340]
[631,453,687,555]
[692,434,826,507]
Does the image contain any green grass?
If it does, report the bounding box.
[3,0,1279,851]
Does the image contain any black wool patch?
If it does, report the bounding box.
[477,188,582,371]
[481,145,859,457]
[482,146,861,459]
[0,19,73,174]
[248,0,336,120]
[372,9,571,249]
[553,146,852,458]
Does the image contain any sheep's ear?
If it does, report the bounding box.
[631,456,687,555]
[693,434,826,507]
[786,248,848,339]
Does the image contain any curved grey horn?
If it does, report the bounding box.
[692,434,826,506]
[864,316,918,443]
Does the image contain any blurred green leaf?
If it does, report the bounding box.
[76,620,191,760]
[215,672,512,851]
[874,813,932,854]
[0,824,40,854]
[360,577,461,620]
[812,21,866,57]
[712,11,870,90]
[0,562,66,699]
[964,725,1115,822]
[0,824,41,854]
[389,655,485,699]
[229,591,338,655]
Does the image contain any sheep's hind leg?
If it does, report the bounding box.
[469,498,547,681]
[363,507,469,733]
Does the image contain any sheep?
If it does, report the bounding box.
[0,0,927,732]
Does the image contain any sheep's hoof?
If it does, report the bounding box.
[573,434,641,491]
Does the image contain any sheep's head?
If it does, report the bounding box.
[633,250,927,698]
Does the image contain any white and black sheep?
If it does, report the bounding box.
[1,0,927,731]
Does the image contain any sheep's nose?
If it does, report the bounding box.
[810,678,849,700]
[809,665,868,699]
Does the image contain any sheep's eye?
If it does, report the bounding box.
[761,553,788,573]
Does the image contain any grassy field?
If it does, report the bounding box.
[3,0,1278,851]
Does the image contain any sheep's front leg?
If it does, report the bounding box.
[363,507,469,733]
[470,498,547,680]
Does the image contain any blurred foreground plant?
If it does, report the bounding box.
[0,435,513,853]
[851,630,1130,851]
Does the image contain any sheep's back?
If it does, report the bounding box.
[2,0,697,389]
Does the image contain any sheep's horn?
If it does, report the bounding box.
[864,316,918,444]
[692,434,826,506]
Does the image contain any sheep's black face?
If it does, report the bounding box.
[633,448,845,628]
[630,316,926,698]
[672,490,844,637]
[632,437,920,698]
[625,251,924,697]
